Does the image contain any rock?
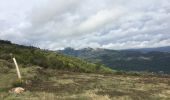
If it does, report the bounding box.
[25,80,32,85]
[9,87,25,94]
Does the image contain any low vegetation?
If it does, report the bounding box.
[1,62,170,100]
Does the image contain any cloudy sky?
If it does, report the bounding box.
[0,0,170,50]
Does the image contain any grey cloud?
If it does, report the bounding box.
[0,0,170,50]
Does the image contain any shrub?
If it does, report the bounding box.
[12,79,25,87]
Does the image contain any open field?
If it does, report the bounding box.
[1,66,170,100]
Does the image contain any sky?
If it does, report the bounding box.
[0,0,170,50]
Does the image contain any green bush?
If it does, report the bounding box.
[12,79,25,87]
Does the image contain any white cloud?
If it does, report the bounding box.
[78,8,124,33]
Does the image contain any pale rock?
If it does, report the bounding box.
[9,87,25,94]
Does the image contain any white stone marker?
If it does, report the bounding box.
[13,57,22,79]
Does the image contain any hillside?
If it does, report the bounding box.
[1,58,170,100]
[59,47,170,74]
[0,40,112,73]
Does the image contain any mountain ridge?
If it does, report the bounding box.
[123,46,170,53]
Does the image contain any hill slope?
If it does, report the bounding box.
[1,58,170,100]
[59,47,170,74]
[0,40,112,73]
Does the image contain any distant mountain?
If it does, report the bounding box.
[124,46,170,53]
[59,47,170,74]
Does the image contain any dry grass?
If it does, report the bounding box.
[1,67,170,100]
